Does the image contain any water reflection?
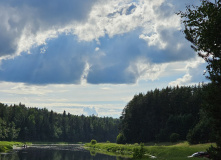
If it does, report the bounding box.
[0,145,130,160]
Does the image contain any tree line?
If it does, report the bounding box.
[0,103,119,142]
[117,84,214,144]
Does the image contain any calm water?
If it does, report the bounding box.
[0,145,131,160]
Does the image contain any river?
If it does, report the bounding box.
[0,144,131,160]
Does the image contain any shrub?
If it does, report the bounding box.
[133,143,145,159]
[186,117,213,144]
[116,133,126,144]
[90,139,97,145]
[0,146,5,152]
[170,133,180,143]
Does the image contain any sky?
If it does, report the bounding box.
[0,0,209,118]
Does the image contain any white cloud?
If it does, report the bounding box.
[0,82,51,95]
[73,0,169,42]
[95,47,100,51]
[169,74,192,86]
[169,58,208,86]
[127,57,168,82]
[83,107,98,116]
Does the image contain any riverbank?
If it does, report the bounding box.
[0,141,30,152]
[84,141,215,159]
[0,141,85,153]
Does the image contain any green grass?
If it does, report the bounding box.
[0,141,30,152]
[84,141,215,160]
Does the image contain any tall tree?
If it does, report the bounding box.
[178,0,221,83]
[178,1,221,159]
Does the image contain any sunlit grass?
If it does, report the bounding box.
[0,141,29,152]
[84,141,215,160]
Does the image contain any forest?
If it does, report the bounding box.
[0,103,119,142]
[0,83,214,144]
[117,83,214,144]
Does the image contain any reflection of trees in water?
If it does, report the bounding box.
[90,151,97,157]
[52,151,62,160]
[0,146,130,160]
[117,157,125,160]
[0,152,19,160]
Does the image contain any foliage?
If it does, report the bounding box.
[203,83,221,160]
[116,133,126,144]
[170,133,180,143]
[119,84,206,143]
[178,0,221,84]
[207,145,221,160]
[90,139,97,145]
[187,110,214,144]
[178,1,221,158]
[0,103,120,142]
[132,143,145,159]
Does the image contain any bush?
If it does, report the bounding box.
[170,133,180,143]
[186,117,213,144]
[116,133,126,144]
[90,139,97,145]
[207,145,221,160]
[133,143,145,159]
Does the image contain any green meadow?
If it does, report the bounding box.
[84,141,215,160]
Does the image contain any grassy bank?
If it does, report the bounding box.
[0,141,30,152]
[84,141,215,160]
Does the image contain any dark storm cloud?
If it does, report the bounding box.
[0,34,94,84]
[87,28,195,84]
[0,0,198,85]
[147,27,195,63]
[0,27,196,85]
[0,0,97,57]
[87,31,148,84]
[0,28,17,56]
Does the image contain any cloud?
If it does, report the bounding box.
[0,28,195,85]
[0,34,90,84]
[169,59,209,86]
[0,0,98,57]
[83,107,98,116]
[167,0,200,11]
[86,31,147,84]
[0,0,204,85]
[140,28,195,63]
[86,27,195,84]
